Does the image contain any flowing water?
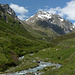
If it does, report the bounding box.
[8,61,62,75]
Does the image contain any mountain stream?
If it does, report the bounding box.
[9,61,62,75]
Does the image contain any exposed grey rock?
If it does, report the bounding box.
[0,4,18,19]
[25,10,75,35]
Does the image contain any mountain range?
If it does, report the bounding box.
[26,10,75,35]
[1,4,75,38]
[0,4,75,74]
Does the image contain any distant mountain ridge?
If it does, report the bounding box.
[0,4,75,40]
[0,4,75,35]
[26,10,75,35]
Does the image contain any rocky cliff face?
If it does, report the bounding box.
[26,11,75,35]
[0,4,17,19]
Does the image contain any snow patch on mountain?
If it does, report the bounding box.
[70,28,72,30]
[7,11,12,14]
[38,14,51,19]
[57,15,64,22]
[37,11,52,19]
[73,25,75,28]
[26,11,52,22]
[59,18,64,21]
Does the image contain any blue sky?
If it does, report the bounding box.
[0,0,75,25]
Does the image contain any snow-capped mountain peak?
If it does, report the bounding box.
[25,10,75,35]
[26,11,52,22]
[36,11,52,19]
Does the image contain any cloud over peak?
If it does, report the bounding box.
[10,3,28,20]
[60,0,75,20]
[38,0,75,21]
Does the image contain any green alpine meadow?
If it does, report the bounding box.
[0,3,75,75]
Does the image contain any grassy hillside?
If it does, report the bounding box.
[21,21,55,42]
[0,6,75,74]
[0,11,49,72]
[5,32,75,74]
[50,32,75,47]
[29,32,75,75]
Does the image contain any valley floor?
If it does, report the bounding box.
[3,46,75,75]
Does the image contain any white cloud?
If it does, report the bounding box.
[47,8,57,14]
[47,7,61,14]
[10,3,28,20]
[60,1,75,20]
[38,0,75,21]
[18,15,28,20]
[73,22,75,26]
